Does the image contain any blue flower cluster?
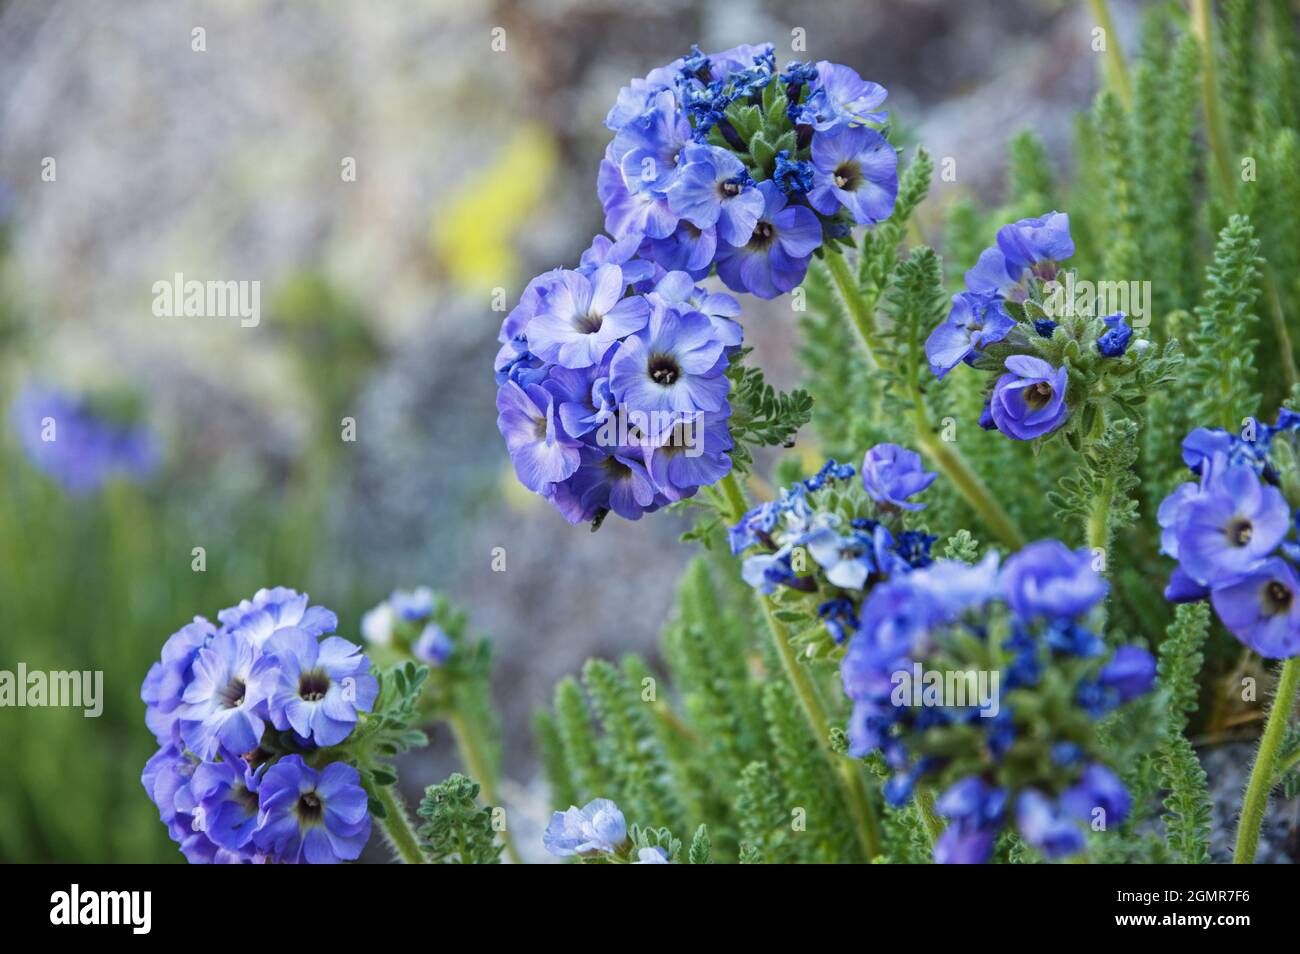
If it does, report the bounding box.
[840,539,1156,863]
[924,213,1133,441]
[141,588,376,863]
[496,44,899,525]
[1159,411,1300,658]
[542,796,667,863]
[361,586,453,666]
[729,444,937,644]
[11,383,159,496]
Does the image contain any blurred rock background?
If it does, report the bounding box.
[0,0,1155,861]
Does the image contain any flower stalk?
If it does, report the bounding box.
[1233,656,1300,863]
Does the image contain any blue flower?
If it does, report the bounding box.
[1210,557,1300,658]
[807,124,898,225]
[643,409,734,502]
[647,219,717,276]
[177,630,266,760]
[1015,789,1085,859]
[142,618,216,745]
[772,150,814,195]
[933,777,1006,865]
[1096,313,1132,357]
[988,355,1069,440]
[543,797,628,857]
[413,623,455,666]
[553,443,659,524]
[598,151,678,240]
[1034,318,1058,338]
[715,180,822,299]
[806,524,876,589]
[999,540,1108,620]
[802,457,856,491]
[11,384,159,496]
[925,292,1014,379]
[611,90,693,194]
[666,143,765,247]
[818,598,858,644]
[1097,645,1157,701]
[389,586,435,622]
[1060,763,1131,830]
[255,628,378,747]
[496,380,582,495]
[524,265,650,370]
[796,61,888,131]
[1171,462,1288,587]
[254,756,370,864]
[609,304,728,415]
[966,212,1073,300]
[634,846,670,864]
[861,443,937,511]
[190,756,263,853]
[217,586,340,646]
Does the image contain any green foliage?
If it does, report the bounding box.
[726,350,815,473]
[1049,417,1140,552]
[417,773,503,864]
[689,824,712,864]
[1187,215,1264,430]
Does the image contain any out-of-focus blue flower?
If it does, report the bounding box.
[988,355,1069,440]
[1096,313,1133,357]
[543,797,628,857]
[1015,789,1086,859]
[389,586,435,622]
[255,628,378,747]
[413,623,455,666]
[254,756,370,864]
[1060,763,1131,830]
[11,384,159,496]
[1000,540,1108,620]
[861,443,937,511]
[796,61,888,131]
[634,846,669,864]
[818,598,858,644]
[807,124,898,225]
[806,524,876,589]
[1210,557,1300,658]
[715,180,822,299]
[933,777,1006,865]
[1097,645,1157,701]
[925,292,1014,379]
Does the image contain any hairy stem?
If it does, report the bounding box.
[914,786,945,849]
[448,709,521,864]
[369,776,426,864]
[1233,657,1300,863]
[824,249,881,371]
[719,470,883,860]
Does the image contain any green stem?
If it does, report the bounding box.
[1233,657,1300,863]
[1087,0,1133,109]
[718,471,883,861]
[824,245,1027,550]
[448,710,522,864]
[914,787,945,847]
[1190,0,1237,199]
[824,249,881,371]
[760,597,884,861]
[1263,265,1300,390]
[369,778,426,864]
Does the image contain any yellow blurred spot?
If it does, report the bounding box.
[432,125,557,293]
[499,462,545,514]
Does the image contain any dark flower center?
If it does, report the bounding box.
[600,456,632,481]
[574,311,604,334]
[1264,580,1292,614]
[297,791,323,825]
[298,669,331,702]
[747,221,776,251]
[719,180,742,198]
[218,677,246,709]
[1227,518,1254,547]
[648,353,682,386]
[833,160,863,191]
[236,784,260,815]
[1023,382,1054,410]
